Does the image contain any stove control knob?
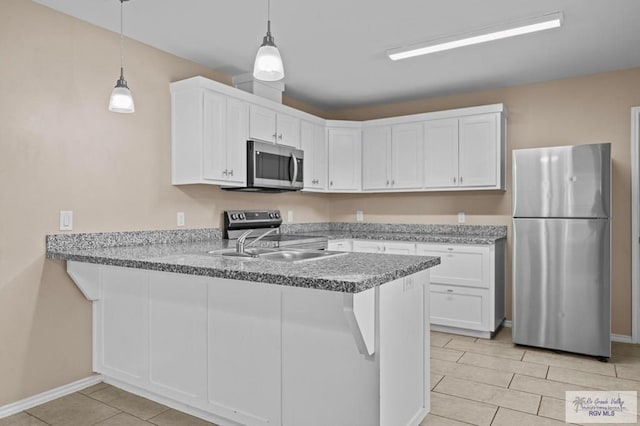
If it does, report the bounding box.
[274,212,280,219]
[239,214,246,220]
[231,214,238,220]
[269,213,275,219]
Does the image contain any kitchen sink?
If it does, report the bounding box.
[207,247,347,263]
[258,249,347,263]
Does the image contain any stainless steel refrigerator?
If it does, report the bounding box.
[512,143,611,359]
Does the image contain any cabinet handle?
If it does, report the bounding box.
[460,176,463,184]
[278,134,283,140]
[391,180,395,185]
[330,181,333,186]
[272,133,277,140]
[447,247,454,251]
[453,177,456,184]
[386,180,389,186]
[228,169,233,176]
[447,289,454,293]
[222,169,228,176]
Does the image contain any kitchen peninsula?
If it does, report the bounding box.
[46,229,440,426]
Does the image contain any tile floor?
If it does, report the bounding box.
[2,327,640,426]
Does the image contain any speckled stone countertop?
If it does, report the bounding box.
[281,222,507,245]
[46,232,440,293]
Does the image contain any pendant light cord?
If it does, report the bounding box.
[267,0,271,35]
[119,0,125,77]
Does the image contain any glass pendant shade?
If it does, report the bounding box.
[253,43,284,81]
[109,69,135,113]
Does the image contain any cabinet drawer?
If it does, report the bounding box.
[430,284,489,331]
[416,244,490,288]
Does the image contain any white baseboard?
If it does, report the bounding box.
[0,375,103,420]
[612,334,634,343]
[503,321,633,344]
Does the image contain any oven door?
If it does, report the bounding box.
[248,140,304,190]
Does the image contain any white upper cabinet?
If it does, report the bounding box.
[362,123,422,191]
[300,121,327,190]
[424,113,504,190]
[390,123,423,189]
[249,104,300,147]
[424,118,459,188]
[362,127,391,190]
[171,76,506,193]
[327,126,362,191]
[458,114,498,187]
[172,88,248,186]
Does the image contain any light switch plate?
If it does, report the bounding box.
[356,210,364,222]
[458,212,466,223]
[287,210,293,223]
[59,211,73,231]
[177,212,185,227]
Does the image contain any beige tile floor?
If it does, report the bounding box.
[2,328,640,426]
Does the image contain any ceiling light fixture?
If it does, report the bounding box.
[253,0,284,82]
[109,0,135,113]
[387,12,563,61]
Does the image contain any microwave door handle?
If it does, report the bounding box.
[291,153,298,186]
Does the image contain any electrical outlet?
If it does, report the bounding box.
[59,211,73,231]
[356,210,364,222]
[287,210,293,223]
[458,212,466,223]
[177,212,185,227]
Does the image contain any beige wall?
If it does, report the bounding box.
[2,0,640,409]
[328,68,640,337]
[0,0,330,406]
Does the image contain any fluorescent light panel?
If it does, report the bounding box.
[388,12,563,61]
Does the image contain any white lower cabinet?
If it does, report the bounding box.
[344,238,505,338]
[429,284,489,331]
[352,240,416,255]
[416,241,505,338]
[74,262,430,426]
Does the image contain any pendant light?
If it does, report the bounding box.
[253,0,284,82]
[109,0,135,113]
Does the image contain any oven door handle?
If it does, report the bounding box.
[290,153,298,186]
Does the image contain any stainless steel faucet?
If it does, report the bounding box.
[236,228,278,254]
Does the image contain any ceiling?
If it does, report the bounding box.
[33,0,640,110]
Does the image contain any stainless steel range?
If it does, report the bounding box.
[223,209,327,250]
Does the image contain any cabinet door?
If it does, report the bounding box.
[276,113,300,148]
[312,124,327,189]
[391,123,423,189]
[224,97,249,185]
[249,104,277,143]
[424,119,459,188]
[300,121,327,189]
[362,127,391,191]
[416,244,490,288]
[327,128,362,191]
[430,284,489,331]
[202,91,227,181]
[458,114,498,187]
[383,241,416,255]
[352,240,383,253]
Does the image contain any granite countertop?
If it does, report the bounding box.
[46,223,507,293]
[46,237,439,293]
[281,223,507,245]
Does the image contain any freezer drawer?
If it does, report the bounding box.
[512,218,610,357]
[512,143,610,218]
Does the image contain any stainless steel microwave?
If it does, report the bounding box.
[223,139,304,192]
